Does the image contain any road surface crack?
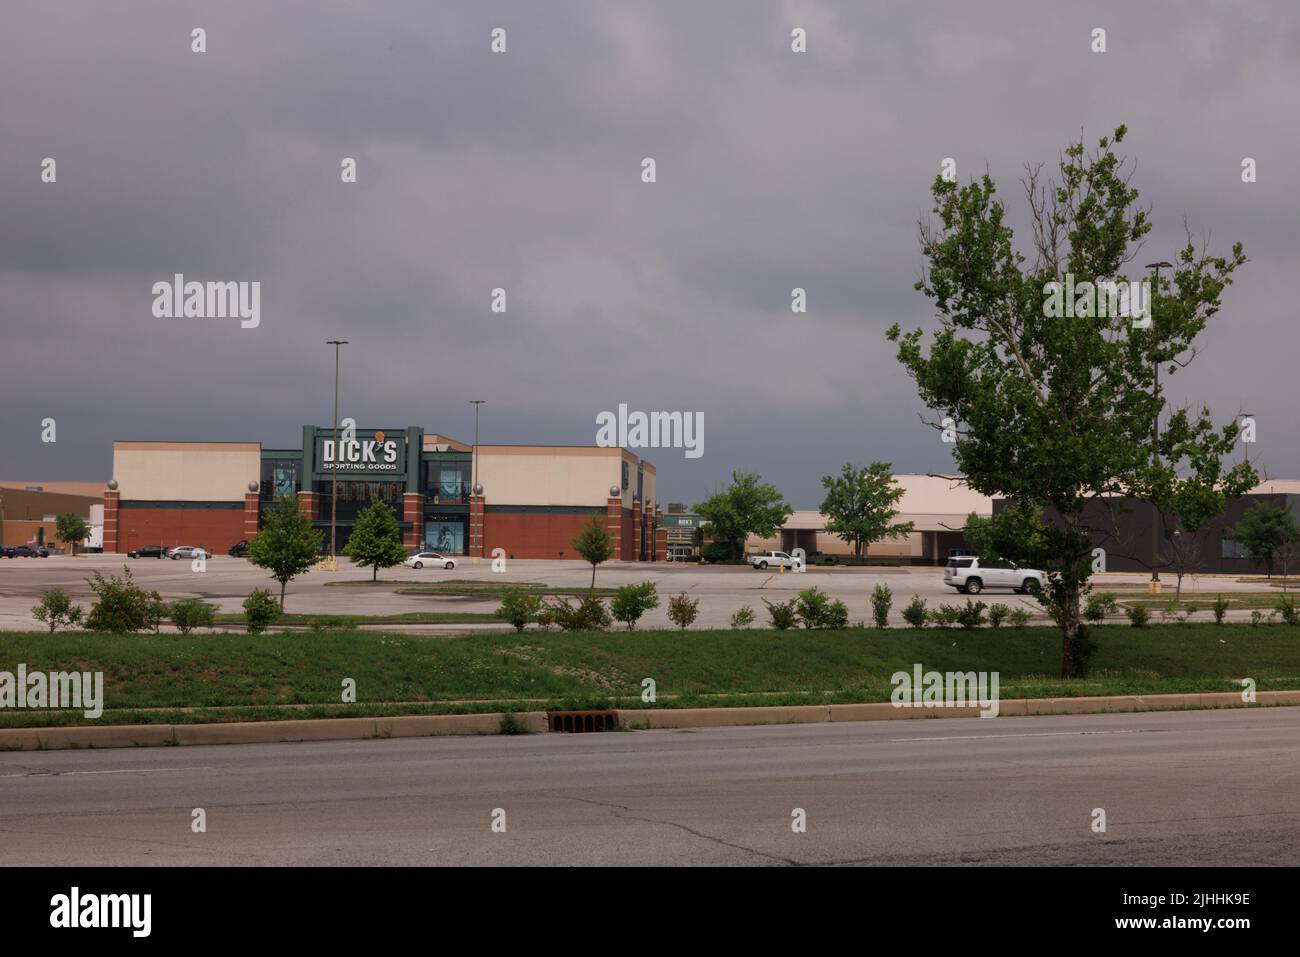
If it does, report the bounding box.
[560,795,796,865]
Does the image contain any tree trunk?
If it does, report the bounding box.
[590,564,596,590]
[373,564,378,582]
[279,580,287,611]
[1058,581,1081,679]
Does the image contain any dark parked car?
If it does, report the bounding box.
[127,545,169,559]
[11,545,49,558]
[228,540,249,557]
[0,545,17,558]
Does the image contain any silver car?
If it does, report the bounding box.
[169,546,211,560]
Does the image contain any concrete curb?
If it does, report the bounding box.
[2,692,1297,751]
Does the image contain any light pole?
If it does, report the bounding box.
[327,339,348,569]
[470,400,486,492]
[470,400,485,564]
[1241,411,1254,468]
[1145,262,1172,586]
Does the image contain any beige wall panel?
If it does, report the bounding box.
[113,443,261,501]
[477,447,624,507]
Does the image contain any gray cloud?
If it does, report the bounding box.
[2,0,1297,506]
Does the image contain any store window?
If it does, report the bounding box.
[1222,535,1249,559]
[261,460,300,501]
[425,460,471,504]
[424,518,467,554]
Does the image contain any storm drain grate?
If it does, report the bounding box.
[548,710,619,733]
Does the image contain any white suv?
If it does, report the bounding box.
[944,557,1045,595]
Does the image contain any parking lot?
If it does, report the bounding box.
[0,552,1273,632]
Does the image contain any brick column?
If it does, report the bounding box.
[652,508,662,561]
[402,492,422,549]
[103,489,120,553]
[297,490,318,519]
[243,492,260,541]
[606,497,623,560]
[632,500,643,562]
[469,494,485,559]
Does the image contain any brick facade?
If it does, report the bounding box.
[243,491,260,541]
[402,492,422,548]
[483,511,604,560]
[469,494,485,559]
[606,497,622,559]
[103,489,119,552]
[114,504,244,554]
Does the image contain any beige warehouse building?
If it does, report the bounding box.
[747,474,992,564]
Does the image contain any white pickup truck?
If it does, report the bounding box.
[944,557,1045,595]
[750,550,800,570]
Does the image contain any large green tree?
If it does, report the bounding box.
[1229,499,1297,578]
[819,462,914,559]
[887,125,1255,677]
[247,494,324,610]
[344,498,408,581]
[693,471,793,560]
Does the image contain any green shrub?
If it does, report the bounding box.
[83,567,161,634]
[495,588,543,632]
[549,594,611,631]
[667,593,700,630]
[954,599,988,629]
[870,583,892,628]
[499,713,526,735]
[243,588,281,634]
[611,581,659,631]
[31,588,83,633]
[169,598,216,635]
[795,586,829,628]
[901,595,928,628]
[699,542,731,564]
[1007,608,1031,628]
[824,599,849,629]
[1125,604,1151,628]
[730,605,755,629]
[1083,592,1118,623]
[928,604,962,628]
[1212,594,1229,625]
[763,597,798,630]
[1279,595,1300,626]
[987,603,1009,629]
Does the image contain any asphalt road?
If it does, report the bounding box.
[2,707,1297,865]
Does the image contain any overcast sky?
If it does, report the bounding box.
[2,1,1297,507]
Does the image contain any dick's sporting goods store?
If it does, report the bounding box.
[103,427,663,561]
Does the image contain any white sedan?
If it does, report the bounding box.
[405,551,457,570]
